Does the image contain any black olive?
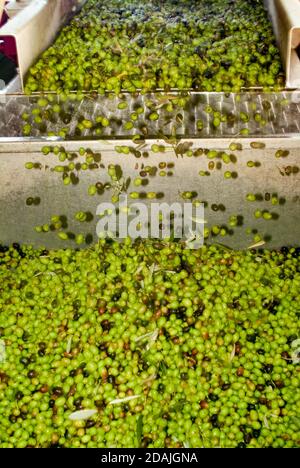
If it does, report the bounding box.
[140,437,153,448]
[209,394,219,402]
[74,397,83,408]
[27,370,36,379]
[292,247,300,258]
[53,387,63,397]
[101,320,112,331]
[112,292,121,301]
[221,61,232,70]
[204,70,213,79]
[181,260,192,273]
[263,364,274,373]
[209,414,219,427]
[247,403,256,411]
[49,399,55,408]
[20,357,30,366]
[257,349,265,355]
[212,421,220,428]
[237,442,247,448]
[247,334,257,343]
[38,349,45,357]
[98,343,107,351]
[244,433,252,444]
[280,247,288,255]
[158,383,165,393]
[221,383,231,391]
[194,305,205,317]
[256,384,265,391]
[268,299,280,314]
[15,391,24,401]
[274,379,284,389]
[175,308,186,320]
[252,429,261,439]
[107,375,115,385]
[85,420,96,428]
[73,300,81,310]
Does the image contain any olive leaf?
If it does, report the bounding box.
[158,360,168,376]
[114,165,123,181]
[109,395,141,405]
[247,240,266,249]
[214,243,233,252]
[69,409,97,421]
[66,336,73,354]
[229,343,236,362]
[125,177,131,191]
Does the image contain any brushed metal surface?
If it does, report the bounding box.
[1,91,300,140]
[0,138,299,250]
